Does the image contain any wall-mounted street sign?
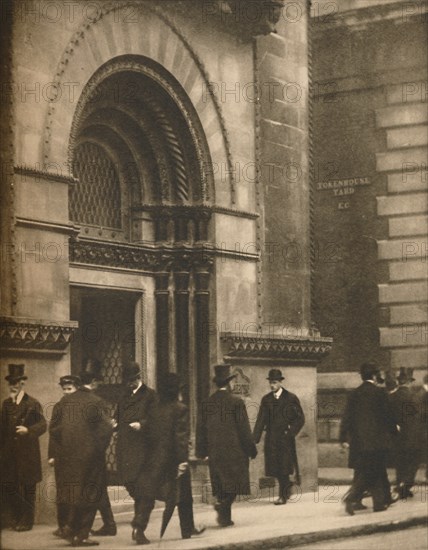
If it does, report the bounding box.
[316,177,371,209]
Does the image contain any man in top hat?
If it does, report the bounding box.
[388,367,420,499]
[253,369,305,505]
[48,374,113,547]
[76,368,117,538]
[1,364,47,531]
[134,372,205,541]
[196,364,257,528]
[340,362,398,515]
[114,362,157,545]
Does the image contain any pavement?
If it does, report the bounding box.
[2,482,427,550]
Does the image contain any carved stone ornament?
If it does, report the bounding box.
[221,331,333,364]
[209,0,287,38]
[0,317,78,353]
[70,239,215,273]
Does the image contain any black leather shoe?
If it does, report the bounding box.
[373,505,387,512]
[344,500,354,516]
[134,528,150,545]
[15,524,32,532]
[90,524,117,536]
[191,525,206,536]
[218,520,234,527]
[274,497,287,505]
[71,537,99,547]
[353,502,367,511]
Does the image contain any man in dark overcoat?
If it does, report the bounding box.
[114,363,157,545]
[48,375,113,547]
[340,362,398,515]
[1,364,47,531]
[137,373,205,541]
[388,367,420,499]
[196,364,257,527]
[78,369,117,537]
[253,368,305,505]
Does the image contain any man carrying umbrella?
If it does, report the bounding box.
[146,372,205,541]
[253,369,305,505]
[196,364,257,527]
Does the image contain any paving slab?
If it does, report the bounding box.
[2,486,427,550]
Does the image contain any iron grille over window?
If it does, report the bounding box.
[71,142,122,229]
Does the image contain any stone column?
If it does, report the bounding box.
[174,271,190,402]
[194,268,211,403]
[155,272,170,385]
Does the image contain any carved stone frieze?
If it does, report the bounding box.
[221,331,333,364]
[0,317,78,353]
[70,239,215,273]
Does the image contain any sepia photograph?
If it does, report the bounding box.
[0,1,427,549]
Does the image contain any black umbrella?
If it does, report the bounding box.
[159,469,185,539]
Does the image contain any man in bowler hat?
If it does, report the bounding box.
[388,367,420,499]
[1,364,47,531]
[340,362,398,515]
[77,369,117,537]
[196,364,257,527]
[48,374,113,547]
[253,369,305,504]
[114,363,157,545]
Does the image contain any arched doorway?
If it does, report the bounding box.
[68,55,215,481]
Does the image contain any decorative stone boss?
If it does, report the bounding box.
[202,0,287,38]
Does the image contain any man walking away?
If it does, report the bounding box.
[77,370,117,537]
[1,364,47,531]
[253,369,305,505]
[340,362,398,515]
[388,368,420,499]
[48,375,113,547]
[196,364,257,527]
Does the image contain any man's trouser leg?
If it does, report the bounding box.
[19,484,36,527]
[98,484,116,528]
[72,504,98,541]
[278,475,291,501]
[133,497,155,532]
[345,466,368,504]
[364,451,387,510]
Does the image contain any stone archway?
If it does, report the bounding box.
[68,56,216,450]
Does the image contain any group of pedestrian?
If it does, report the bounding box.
[340,362,427,516]
[3,359,424,544]
[1,361,305,546]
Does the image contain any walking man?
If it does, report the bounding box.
[340,362,398,515]
[48,375,113,547]
[135,373,205,540]
[388,368,420,499]
[115,363,157,545]
[196,364,257,527]
[1,364,47,531]
[77,370,117,537]
[253,369,305,505]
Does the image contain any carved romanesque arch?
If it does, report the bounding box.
[42,2,235,204]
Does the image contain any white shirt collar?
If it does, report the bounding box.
[132,381,143,394]
[11,390,25,404]
[274,387,283,399]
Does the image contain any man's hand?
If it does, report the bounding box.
[129,422,141,431]
[341,442,349,449]
[16,425,28,435]
[48,458,55,466]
